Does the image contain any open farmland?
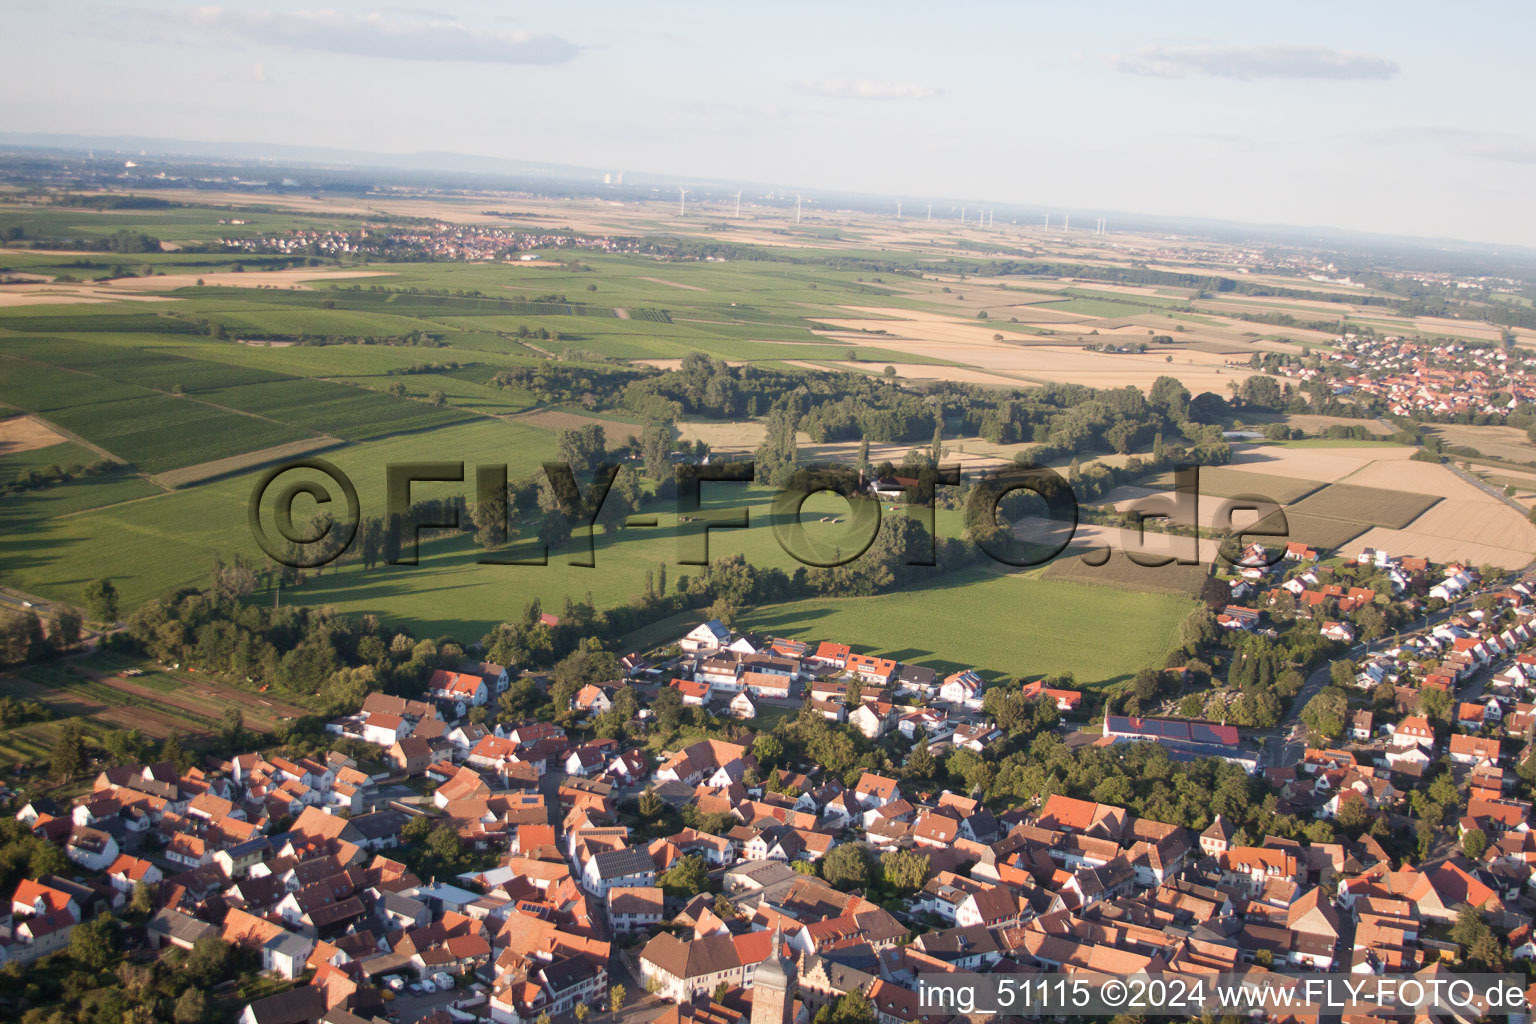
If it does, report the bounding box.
[1287,483,1441,529]
[1144,467,1323,506]
[1257,511,1368,552]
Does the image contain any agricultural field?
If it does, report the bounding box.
[1144,467,1323,506]
[1040,548,1211,598]
[741,567,1189,687]
[1288,483,1441,530]
[0,653,310,752]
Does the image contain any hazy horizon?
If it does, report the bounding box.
[7,1,1535,247]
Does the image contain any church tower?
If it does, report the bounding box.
[750,925,796,1024]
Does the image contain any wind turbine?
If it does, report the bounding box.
[896,201,902,220]
[733,191,742,218]
[678,187,688,216]
[926,204,932,222]
[795,194,803,223]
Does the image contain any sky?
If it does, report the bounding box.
[7,1,1536,246]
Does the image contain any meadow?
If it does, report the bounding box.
[741,567,1189,687]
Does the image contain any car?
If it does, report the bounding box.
[408,983,425,995]
[385,977,405,992]
[418,980,437,995]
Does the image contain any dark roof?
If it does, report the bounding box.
[242,987,326,1024]
[147,907,219,945]
[1105,716,1239,746]
[899,665,936,685]
[348,810,407,841]
[593,847,657,880]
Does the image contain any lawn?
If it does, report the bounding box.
[739,567,1190,688]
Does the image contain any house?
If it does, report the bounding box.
[1320,621,1356,644]
[236,987,326,1024]
[854,773,902,810]
[638,928,779,1003]
[849,702,894,740]
[672,678,712,706]
[811,642,851,670]
[1020,679,1083,713]
[1450,734,1502,768]
[582,847,657,896]
[360,713,411,748]
[1218,606,1260,631]
[105,854,162,894]
[1351,711,1375,742]
[1391,716,1436,749]
[729,692,757,720]
[11,879,81,923]
[64,826,118,871]
[460,659,511,694]
[388,737,433,775]
[897,664,938,697]
[741,671,791,699]
[846,654,897,686]
[573,684,613,714]
[681,621,731,653]
[608,886,665,934]
[429,669,490,709]
[939,670,985,709]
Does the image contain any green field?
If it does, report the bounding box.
[740,568,1189,687]
[1041,549,1210,597]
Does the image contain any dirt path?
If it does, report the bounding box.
[636,276,706,292]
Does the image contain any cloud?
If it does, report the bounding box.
[799,79,941,101]
[1110,44,1399,81]
[182,7,580,65]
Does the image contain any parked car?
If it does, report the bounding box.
[419,980,437,995]
[384,977,405,992]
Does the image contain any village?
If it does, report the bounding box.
[2,533,1536,1024]
[1272,333,1536,421]
[214,225,644,264]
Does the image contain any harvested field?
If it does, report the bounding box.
[510,409,643,442]
[1289,483,1440,529]
[1338,458,1496,502]
[1145,467,1322,505]
[1394,500,1536,555]
[1347,525,1533,570]
[1227,443,1412,482]
[1430,423,1536,464]
[0,414,69,455]
[105,268,396,291]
